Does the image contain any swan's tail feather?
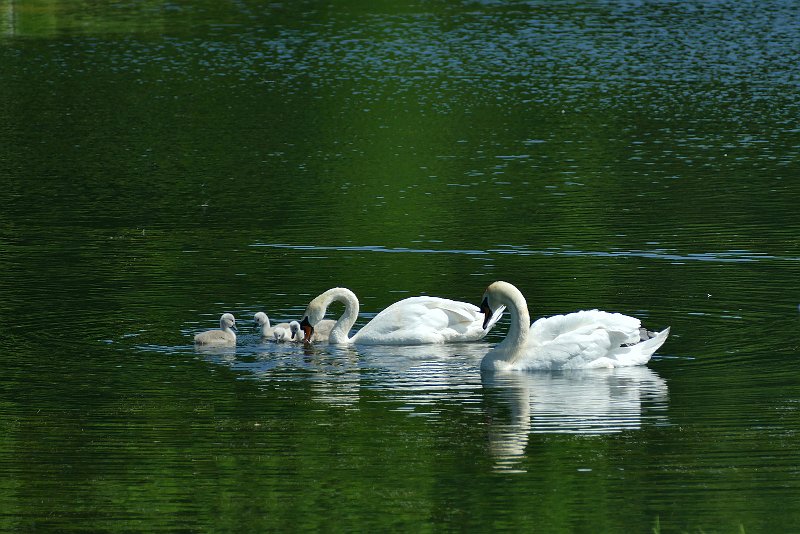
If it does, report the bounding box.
[638,327,661,342]
[610,326,670,366]
[639,326,670,352]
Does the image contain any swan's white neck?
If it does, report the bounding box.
[323,288,360,344]
[256,313,271,336]
[483,282,530,368]
[220,324,236,341]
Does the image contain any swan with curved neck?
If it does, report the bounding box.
[299,287,505,345]
[478,281,669,371]
[194,313,237,346]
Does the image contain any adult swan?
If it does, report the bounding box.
[478,281,669,371]
[299,287,505,345]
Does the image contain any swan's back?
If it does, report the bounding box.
[194,329,236,346]
[529,310,642,347]
[489,310,668,371]
[352,296,498,345]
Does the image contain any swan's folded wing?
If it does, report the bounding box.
[529,310,641,346]
[605,327,671,366]
[366,297,450,327]
[427,297,505,336]
[531,322,668,369]
[415,297,505,330]
[419,297,480,322]
[533,329,615,369]
[355,296,492,344]
[381,296,482,329]
[354,298,447,343]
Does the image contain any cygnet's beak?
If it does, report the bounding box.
[299,316,314,343]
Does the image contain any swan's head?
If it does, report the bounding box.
[289,320,303,341]
[221,313,237,331]
[254,311,269,329]
[299,295,328,342]
[480,282,512,329]
[299,316,314,343]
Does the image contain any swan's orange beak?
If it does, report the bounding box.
[299,316,314,343]
[479,297,492,330]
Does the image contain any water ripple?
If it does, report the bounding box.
[251,242,799,265]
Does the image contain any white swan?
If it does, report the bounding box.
[254,311,291,341]
[478,281,669,371]
[194,313,237,346]
[290,319,336,343]
[299,287,505,345]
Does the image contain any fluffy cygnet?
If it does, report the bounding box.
[194,313,237,346]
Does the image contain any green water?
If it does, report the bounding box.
[2,0,800,531]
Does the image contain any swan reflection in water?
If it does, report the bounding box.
[199,340,492,410]
[190,340,668,471]
[482,367,668,472]
[191,345,362,410]
[356,346,668,472]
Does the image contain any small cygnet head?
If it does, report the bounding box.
[221,313,237,331]
[273,325,291,342]
[254,311,270,329]
[289,320,303,341]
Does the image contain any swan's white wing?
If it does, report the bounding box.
[352,296,492,345]
[519,328,615,370]
[412,297,505,335]
[603,327,670,367]
[529,310,641,346]
[519,311,666,370]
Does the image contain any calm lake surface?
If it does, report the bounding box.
[2,0,800,531]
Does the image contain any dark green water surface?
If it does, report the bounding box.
[2,1,800,531]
